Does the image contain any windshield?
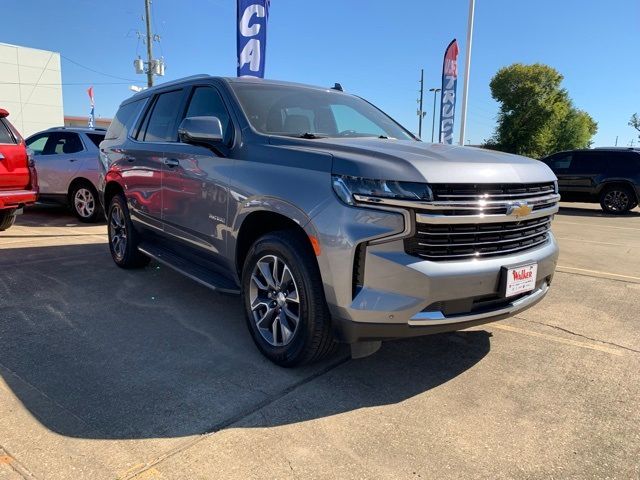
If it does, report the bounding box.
[230,83,415,140]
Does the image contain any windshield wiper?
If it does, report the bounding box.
[297,132,328,139]
[378,135,389,139]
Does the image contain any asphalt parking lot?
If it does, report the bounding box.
[1,203,639,480]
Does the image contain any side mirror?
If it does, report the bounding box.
[178,116,224,145]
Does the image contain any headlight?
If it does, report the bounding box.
[332,175,433,206]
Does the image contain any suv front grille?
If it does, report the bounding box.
[405,215,552,260]
[402,182,560,261]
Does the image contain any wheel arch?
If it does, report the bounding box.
[597,180,639,202]
[67,177,98,204]
[233,209,320,281]
[103,180,126,211]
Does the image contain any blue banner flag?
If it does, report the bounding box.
[237,0,270,78]
[439,39,459,144]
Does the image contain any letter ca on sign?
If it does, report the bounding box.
[239,3,265,73]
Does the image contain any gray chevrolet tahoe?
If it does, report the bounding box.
[99,75,560,366]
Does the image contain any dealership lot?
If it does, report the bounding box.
[0,204,639,479]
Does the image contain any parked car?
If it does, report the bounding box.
[25,127,106,222]
[540,148,640,214]
[0,108,38,231]
[99,75,560,366]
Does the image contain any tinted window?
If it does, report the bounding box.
[26,134,49,155]
[86,133,105,148]
[49,133,83,154]
[569,151,603,173]
[546,153,572,172]
[0,120,15,144]
[184,87,232,144]
[608,152,640,175]
[105,98,146,140]
[144,90,184,142]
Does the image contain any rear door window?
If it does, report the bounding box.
[48,133,84,155]
[143,90,185,142]
[570,152,603,174]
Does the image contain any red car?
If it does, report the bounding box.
[0,109,38,231]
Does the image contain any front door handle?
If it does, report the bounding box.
[164,158,180,167]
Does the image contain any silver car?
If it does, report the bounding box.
[99,76,560,366]
[26,127,105,222]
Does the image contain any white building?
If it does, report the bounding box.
[0,43,64,137]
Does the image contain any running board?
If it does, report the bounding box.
[138,242,240,294]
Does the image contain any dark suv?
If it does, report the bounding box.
[99,75,559,366]
[541,148,640,213]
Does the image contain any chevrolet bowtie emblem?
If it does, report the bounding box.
[509,202,533,218]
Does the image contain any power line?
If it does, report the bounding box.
[60,54,137,82]
[0,81,131,86]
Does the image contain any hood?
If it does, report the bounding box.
[270,137,556,184]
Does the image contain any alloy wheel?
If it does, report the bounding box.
[109,204,127,261]
[74,188,96,218]
[249,254,301,347]
[604,190,629,212]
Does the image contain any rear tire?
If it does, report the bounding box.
[241,230,337,367]
[0,210,16,232]
[107,194,150,269]
[600,185,635,214]
[70,182,101,223]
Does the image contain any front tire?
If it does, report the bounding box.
[0,210,16,232]
[600,185,635,214]
[107,194,150,269]
[70,183,101,223]
[241,230,337,367]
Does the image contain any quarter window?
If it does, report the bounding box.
[0,120,15,144]
[144,90,184,142]
[547,153,572,172]
[106,98,146,140]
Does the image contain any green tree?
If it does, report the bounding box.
[485,63,597,158]
[630,113,640,140]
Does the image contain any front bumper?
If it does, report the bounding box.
[310,196,559,344]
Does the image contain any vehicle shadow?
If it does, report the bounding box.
[17,204,106,228]
[0,242,491,440]
[558,205,640,218]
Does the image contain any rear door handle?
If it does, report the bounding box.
[163,158,180,167]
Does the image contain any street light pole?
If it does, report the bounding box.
[458,0,475,146]
[429,88,441,143]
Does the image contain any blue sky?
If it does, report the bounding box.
[3,0,639,147]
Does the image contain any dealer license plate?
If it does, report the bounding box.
[504,263,537,298]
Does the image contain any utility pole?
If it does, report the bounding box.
[615,135,618,146]
[418,69,424,138]
[133,0,165,88]
[429,88,441,143]
[458,0,476,146]
[144,0,154,88]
